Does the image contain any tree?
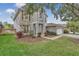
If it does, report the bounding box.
[59,3,79,21]
[67,21,79,34]
[24,3,61,20]
[4,22,12,29]
[24,4,46,21]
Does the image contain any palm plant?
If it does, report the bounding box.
[25,3,61,21]
[59,3,79,21]
[25,3,46,21]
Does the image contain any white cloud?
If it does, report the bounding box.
[6,9,15,14]
[15,3,26,8]
[5,18,14,24]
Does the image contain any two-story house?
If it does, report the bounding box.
[13,6,47,37]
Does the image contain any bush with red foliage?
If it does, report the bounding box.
[16,32,23,38]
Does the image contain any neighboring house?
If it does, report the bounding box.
[13,7,47,37]
[46,23,66,35]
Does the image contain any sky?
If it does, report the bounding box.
[0,3,16,24]
[0,3,66,24]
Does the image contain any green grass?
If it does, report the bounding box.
[0,34,79,56]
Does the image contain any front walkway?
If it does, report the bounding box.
[42,35,63,40]
[42,34,79,40]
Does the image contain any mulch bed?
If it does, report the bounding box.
[16,35,48,43]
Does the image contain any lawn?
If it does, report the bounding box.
[0,34,79,56]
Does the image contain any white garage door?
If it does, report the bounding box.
[57,28,63,35]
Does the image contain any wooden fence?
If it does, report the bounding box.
[1,29,16,34]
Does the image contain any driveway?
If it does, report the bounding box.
[43,34,79,40]
[63,34,79,39]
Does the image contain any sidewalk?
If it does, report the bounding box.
[63,34,79,39]
[42,35,63,40]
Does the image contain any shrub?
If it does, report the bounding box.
[16,32,23,38]
[38,32,41,37]
[64,28,69,33]
[47,31,56,35]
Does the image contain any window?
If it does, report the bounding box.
[39,12,42,18]
[22,25,27,33]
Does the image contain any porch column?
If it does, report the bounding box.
[35,23,39,37]
[41,24,46,37]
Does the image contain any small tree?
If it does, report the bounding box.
[4,22,12,29]
[67,21,79,34]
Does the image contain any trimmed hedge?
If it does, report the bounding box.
[47,31,56,35]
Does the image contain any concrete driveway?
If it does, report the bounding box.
[43,34,79,40]
[63,34,79,39]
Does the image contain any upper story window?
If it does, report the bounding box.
[39,12,42,18]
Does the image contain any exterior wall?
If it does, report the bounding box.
[15,9,30,34]
[14,11,23,32]
[46,26,64,35]
[29,11,47,37]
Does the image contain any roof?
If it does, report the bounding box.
[13,9,21,21]
[46,23,66,27]
[13,5,26,21]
